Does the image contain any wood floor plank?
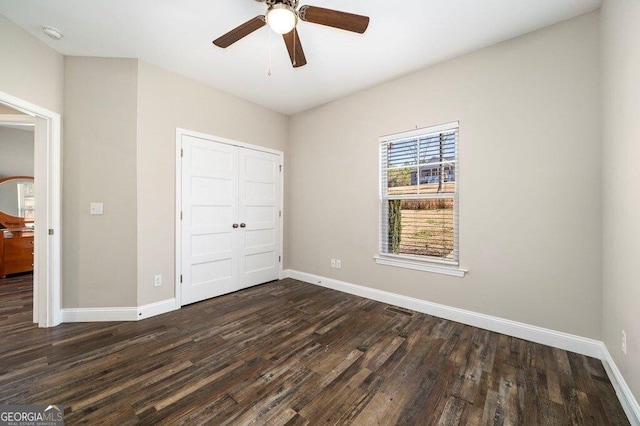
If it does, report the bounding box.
[0,274,630,425]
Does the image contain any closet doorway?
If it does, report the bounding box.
[176,129,283,306]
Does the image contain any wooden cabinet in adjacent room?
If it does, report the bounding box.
[0,228,34,278]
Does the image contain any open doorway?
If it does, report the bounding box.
[0,107,35,323]
[0,91,61,327]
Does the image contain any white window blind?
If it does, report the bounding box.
[379,122,459,266]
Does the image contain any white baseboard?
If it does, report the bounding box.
[600,344,640,426]
[137,298,178,320]
[284,269,602,358]
[284,269,639,424]
[61,298,177,323]
[61,306,138,322]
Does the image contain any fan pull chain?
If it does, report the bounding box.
[267,27,272,77]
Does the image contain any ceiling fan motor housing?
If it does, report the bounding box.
[257,0,299,8]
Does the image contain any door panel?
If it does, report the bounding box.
[181,135,239,305]
[239,148,281,288]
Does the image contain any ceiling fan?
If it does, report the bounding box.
[213,0,370,68]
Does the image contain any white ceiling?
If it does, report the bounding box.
[0,0,600,115]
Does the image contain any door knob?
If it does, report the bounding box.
[232,223,239,228]
[240,223,246,228]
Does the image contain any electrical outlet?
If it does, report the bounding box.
[622,330,627,354]
[336,259,342,269]
[331,259,336,268]
[154,274,162,287]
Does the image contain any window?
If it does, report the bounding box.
[377,122,462,275]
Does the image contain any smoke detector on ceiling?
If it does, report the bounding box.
[41,26,63,40]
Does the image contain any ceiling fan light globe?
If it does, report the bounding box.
[266,4,297,35]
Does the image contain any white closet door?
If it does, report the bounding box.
[181,135,239,305]
[239,148,281,288]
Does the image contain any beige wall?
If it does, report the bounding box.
[287,12,602,338]
[59,56,288,309]
[0,126,34,177]
[63,57,139,308]
[601,0,640,403]
[135,61,288,305]
[0,14,64,113]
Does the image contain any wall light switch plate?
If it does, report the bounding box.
[89,202,104,215]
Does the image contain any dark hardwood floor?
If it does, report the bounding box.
[0,274,630,425]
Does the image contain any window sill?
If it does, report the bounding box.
[374,256,467,277]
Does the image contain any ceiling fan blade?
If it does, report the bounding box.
[298,6,369,34]
[213,16,265,48]
[283,28,307,68]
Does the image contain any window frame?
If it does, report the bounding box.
[375,121,466,277]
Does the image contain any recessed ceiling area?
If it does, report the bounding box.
[0,0,601,115]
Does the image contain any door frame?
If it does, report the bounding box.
[174,128,284,308]
[0,91,62,327]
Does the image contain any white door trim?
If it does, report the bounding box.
[175,128,284,309]
[0,91,62,327]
